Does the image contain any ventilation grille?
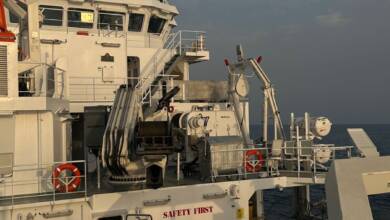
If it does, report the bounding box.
[0,45,7,96]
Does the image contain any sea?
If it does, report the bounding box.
[250,124,390,220]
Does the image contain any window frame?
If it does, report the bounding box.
[39,5,64,27]
[128,13,145,32]
[67,8,95,29]
[98,10,125,31]
[147,15,167,35]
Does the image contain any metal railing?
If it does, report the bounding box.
[209,145,354,183]
[165,30,207,53]
[68,76,129,102]
[0,160,87,207]
[136,30,207,106]
[66,31,206,104]
[18,63,65,99]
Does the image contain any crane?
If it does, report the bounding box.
[225,45,286,143]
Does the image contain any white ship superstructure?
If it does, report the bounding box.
[0,1,389,220]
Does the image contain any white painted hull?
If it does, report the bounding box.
[0,177,294,220]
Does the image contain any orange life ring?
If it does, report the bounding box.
[52,163,81,193]
[168,106,175,113]
[244,149,265,172]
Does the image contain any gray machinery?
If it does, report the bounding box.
[101,45,336,191]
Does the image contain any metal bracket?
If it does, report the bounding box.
[96,42,121,48]
[143,196,171,206]
[203,191,228,200]
[41,209,73,218]
[40,39,67,45]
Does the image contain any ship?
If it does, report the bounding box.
[0,1,389,220]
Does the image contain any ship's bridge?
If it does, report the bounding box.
[3,0,209,113]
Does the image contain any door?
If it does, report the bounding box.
[127,56,140,88]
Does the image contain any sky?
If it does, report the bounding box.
[171,0,390,124]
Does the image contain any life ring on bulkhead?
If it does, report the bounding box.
[244,150,265,172]
[52,163,81,193]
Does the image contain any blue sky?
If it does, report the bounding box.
[171,0,390,124]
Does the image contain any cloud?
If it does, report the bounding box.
[316,12,350,27]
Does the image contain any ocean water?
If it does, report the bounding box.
[250,124,390,220]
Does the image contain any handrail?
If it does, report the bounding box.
[208,145,355,182]
[18,62,66,99]
[0,160,87,206]
[66,31,206,103]
[135,30,207,106]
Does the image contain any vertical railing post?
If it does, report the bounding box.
[170,78,174,103]
[84,161,87,199]
[11,172,14,208]
[244,149,247,179]
[179,31,182,55]
[42,64,47,97]
[149,86,152,107]
[52,163,56,204]
[177,153,180,184]
[347,147,351,158]
[313,148,317,181]
[60,71,64,99]
[266,148,270,176]
[296,126,301,179]
[97,154,101,189]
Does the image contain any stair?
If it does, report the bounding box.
[135,31,208,109]
[101,31,208,176]
[140,55,183,118]
[150,55,182,96]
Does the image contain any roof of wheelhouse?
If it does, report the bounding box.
[66,0,179,15]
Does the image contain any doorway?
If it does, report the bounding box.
[127,57,140,88]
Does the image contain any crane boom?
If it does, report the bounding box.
[226,45,286,143]
[248,58,285,140]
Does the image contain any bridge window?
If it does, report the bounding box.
[39,5,63,26]
[148,16,166,34]
[68,8,94,29]
[98,11,124,31]
[128,13,144,32]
